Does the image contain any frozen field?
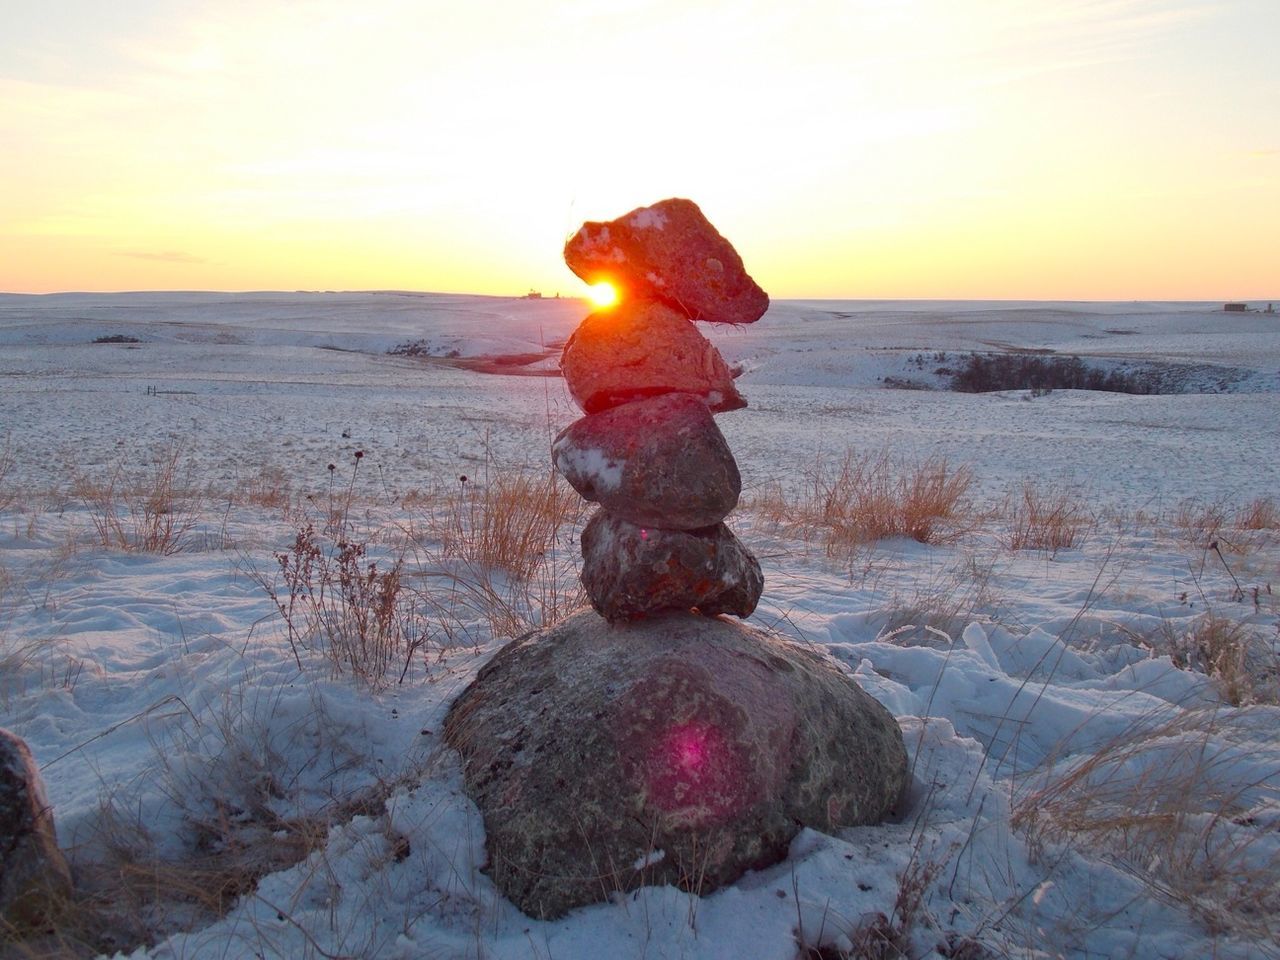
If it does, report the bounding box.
[1,293,1277,505]
[1,292,1278,959]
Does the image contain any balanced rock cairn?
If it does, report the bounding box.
[443,199,908,921]
[553,198,768,621]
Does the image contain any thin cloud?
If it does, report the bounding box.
[116,250,206,264]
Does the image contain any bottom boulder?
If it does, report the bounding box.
[443,609,908,920]
[1,729,73,933]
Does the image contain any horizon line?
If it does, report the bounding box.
[2,288,1276,305]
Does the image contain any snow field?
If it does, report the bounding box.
[0,293,1278,958]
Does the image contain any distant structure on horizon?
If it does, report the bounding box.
[1223,302,1247,312]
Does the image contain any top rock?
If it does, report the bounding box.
[564,198,769,325]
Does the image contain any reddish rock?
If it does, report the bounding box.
[553,394,740,529]
[580,510,762,621]
[443,609,909,919]
[560,298,745,415]
[564,198,769,325]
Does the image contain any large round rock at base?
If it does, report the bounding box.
[552,393,740,530]
[580,510,762,621]
[443,609,908,920]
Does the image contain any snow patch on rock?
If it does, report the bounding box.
[553,442,625,493]
[629,207,668,230]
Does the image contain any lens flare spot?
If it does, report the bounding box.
[639,721,744,826]
[587,281,618,308]
[671,726,710,771]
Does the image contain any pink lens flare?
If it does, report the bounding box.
[642,720,744,825]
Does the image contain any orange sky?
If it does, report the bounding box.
[2,1,1276,300]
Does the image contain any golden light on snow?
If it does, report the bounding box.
[586,281,618,309]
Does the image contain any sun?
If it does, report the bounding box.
[586,280,618,308]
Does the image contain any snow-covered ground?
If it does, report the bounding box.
[1,292,1277,959]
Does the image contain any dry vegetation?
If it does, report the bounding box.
[1236,496,1279,532]
[71,444,203,555]
[243,463,587,689]
[3,444,1278,958]
[0,435,16,513]
[428,469,583,580]
[1014,708,1280,948]
[748,450,974,560]
[1002,482,1091,554]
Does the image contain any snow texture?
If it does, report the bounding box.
[551,441,625,494]
[0,292,1277,958]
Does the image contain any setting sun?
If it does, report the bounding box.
[586,281,618,308]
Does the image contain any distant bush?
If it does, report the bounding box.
[388,339,460,359]
[951,353,1159,394]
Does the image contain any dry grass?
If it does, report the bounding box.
[237,465,293,511]
[1014,707,1280,948]
[747,450,974,560]
[404,468,587,640]
[874,554,1000,648]
[1173,498,1230,547]
[72,444,201,555]
[1180,612,1270,707]
[0,435,16,513]
[1236,497,1280,531]
[419,555,586,642]
[245,462,587,684]
[430,469,584,581]
[1002,482,1090,554]
[2,682,403,960]
[250,521,446,687]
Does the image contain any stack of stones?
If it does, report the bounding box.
[553,198,769,621]
[443,200,909,919]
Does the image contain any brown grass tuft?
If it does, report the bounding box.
[1173,498,1229,546]
[1003,481,1090,554]
[238,465,293,511]
[1236,496,1279,531]
[1181,612,1267,707]
[1014,708,1280,946]
[0,435,16,513]
[72,444,201,555]
[747,450,973,560]
[432,469,583,580]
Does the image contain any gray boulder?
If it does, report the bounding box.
[560,298,745,415]
[580,510,762,621]
[443,609,908,920]
[1,728,72,932]
[552,393,741,530]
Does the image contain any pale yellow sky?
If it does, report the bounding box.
[2,0,1276,299]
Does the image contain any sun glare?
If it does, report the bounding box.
[586,281,618,308]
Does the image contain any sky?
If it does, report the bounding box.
[1,0,1276,300]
